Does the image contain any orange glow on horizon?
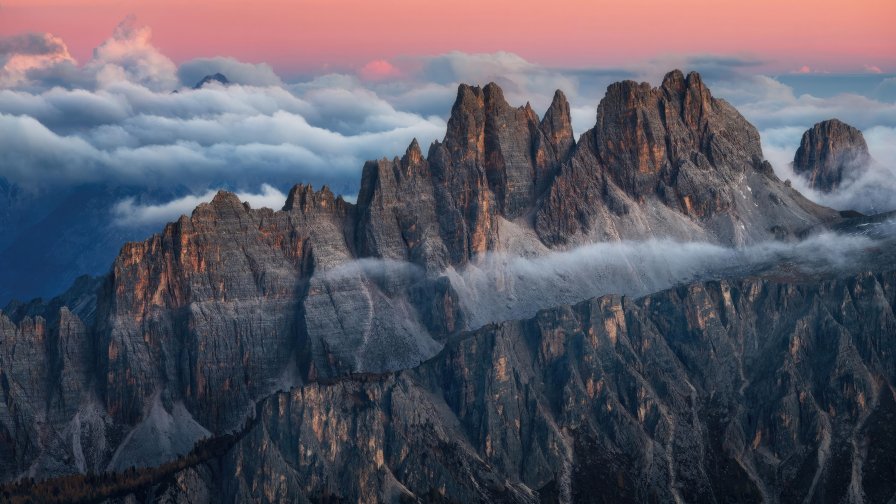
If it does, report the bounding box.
[1,0,893,74]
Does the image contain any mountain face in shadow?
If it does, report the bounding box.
[793,118,873,192]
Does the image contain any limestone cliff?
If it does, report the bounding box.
[793,118,872,192]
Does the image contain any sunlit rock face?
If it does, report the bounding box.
[0,71,889,498]
[793,118,872,192]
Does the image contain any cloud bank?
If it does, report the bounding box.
[0,19,446,197]
[1,17,895,222]
[318,219,895,332]
[448,227,891,329]
[112,184,289,227]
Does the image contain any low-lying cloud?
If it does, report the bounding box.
[761,125,896,214]
[112,184,289,227]
[448,227,891,329]
[315,220,894,332]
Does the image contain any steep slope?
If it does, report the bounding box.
[100,187,461,432]
[793,119,872,192]
[355,81,575,270]
[536,70,835,245]
[16,269,893,504]
[209,270,896,504]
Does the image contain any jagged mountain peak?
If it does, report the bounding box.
[661,68,687,91]
[600,69,761,176]
[186,190,248,221]
[209,189,242,206]
[793,118,871,192]
[541,89,575,161]
[439,80,577,218]
[193,72,230,89]
[402,137,424,167]
[283,183,342,214]
[535,69,833,245]
[659,68,707,94]
[445,82,505,158]
[550,87,568,103]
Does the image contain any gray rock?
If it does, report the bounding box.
[793,118,872,192]
[168,269,896,503]
[536,70,837,246]
[0,71,879,496]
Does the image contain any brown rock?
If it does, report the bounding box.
[793,118,871,192]
[536,69,836,246]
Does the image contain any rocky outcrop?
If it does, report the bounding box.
[101,186,456,434]
[355,140,450,269]
[535,70,836,245]
[540,90,576,164]
[0,305,114,480]
[440,82,569,219]
[82,269,896,503]
[0,71,866,491]
[353,82,576,269]
[793,119,872,192]
[192,73,230,89]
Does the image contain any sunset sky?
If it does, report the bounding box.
[2,0,894,74]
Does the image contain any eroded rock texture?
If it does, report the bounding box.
[793,119,872,192]
[536,70,835,245]
[0,71,875,495]
[138,270,896,503]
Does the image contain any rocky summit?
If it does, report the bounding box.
[1,71,895,503]
[793,119,872,192]
[192,72,231,89]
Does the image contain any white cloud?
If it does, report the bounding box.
[112,184,289,227]
[0,32,75,87]
[707,72,896,131]
[87,16,178,91]
[761,125,896,214]
[2,20,896,224]
[875,78,896,102]
[449,230,886,328]
[0,54,446,193]
[1,16,178,93]
[178,57,283,87]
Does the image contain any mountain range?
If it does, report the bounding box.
[1,70,894,503]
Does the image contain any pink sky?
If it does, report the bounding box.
[1,0,894,73]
